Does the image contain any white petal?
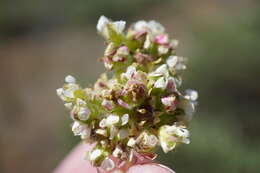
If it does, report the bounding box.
[99,118,107,128]
[76,98,86,106]
[81,128,91,139]
[102,99,114,110]
[166,56,178,69]
[154,77,167,89]
[65,75,76,83]
[112,146,123,158]
[101,158,115,171]
[148,20,165,34]
[161,95,176,107]
[64,103,73,109]
[109,126,117,140]
[56,88,63,96]
[78,107,90,121]
[71,121,84,136]
[121,114,129,125]
[97,15,109,32]
[113,21,126,33]
[122,66,136,80]
[56,88,65,101]
[95,129,107,136]
[185,89,198,101]
[158,45,169,55]
[155,64,169,77]
[90,149,102,161]
[127,138,136,147]
[134,20,148,31]
[147,134,158,147]
[106,114,120,126]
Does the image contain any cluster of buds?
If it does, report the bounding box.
[57,16,198,171]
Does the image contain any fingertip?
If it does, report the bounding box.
[126,163,175,173]
[53,143,97,173]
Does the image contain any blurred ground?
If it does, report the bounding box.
[0,0,260,173]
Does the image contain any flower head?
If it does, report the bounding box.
[57,16,198,168]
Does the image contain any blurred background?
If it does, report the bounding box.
[1,0,259,172]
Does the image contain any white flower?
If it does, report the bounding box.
[64,102,73,109]
[185,89,198,101]
[158,45,169,55]
[97,15,126,39]
[161,95,177,111]
[170,39,179,48]
[63,83,80,98]
[78,107,90,121]
[136,131,158,149]
[166,56,178,69]
[112,146,123,158]
[150,64,169,77]
[117,99,130,109]
[121,65,137,80]
[102,99,114,110]
[159,125,190,153]
[76,98,86,106]
[148,20,165,35]
[121,114,129,126]
[97,16,109,32]
[99,118,107,128]
[155,34,169,44]
[72,121,91,139]
[116,46,129,56]
[143,34,152,49]
[109,126,117,140]
[65,75,76,83]
[134,20,148,31]
[154,77,167,89]
[113,21,126,33]
[127,138,136,147]
[95,129,107,136]
[89,149,102,161]
[56,88,66,101]
[106,114,120,126]
[179,98,196,118]
[134,20,165,35]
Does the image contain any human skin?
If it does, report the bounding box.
[54,143,175,173]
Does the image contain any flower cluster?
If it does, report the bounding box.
[57,16,198,171]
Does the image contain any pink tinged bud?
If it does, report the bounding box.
[102,99,114,110]
[117,46,129,56]
[161,95,177,111]
[155,34,169,44]
[117,99,130,109]
[122,66,136,79]
[166,77,177,92]
[112,55,126,62]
